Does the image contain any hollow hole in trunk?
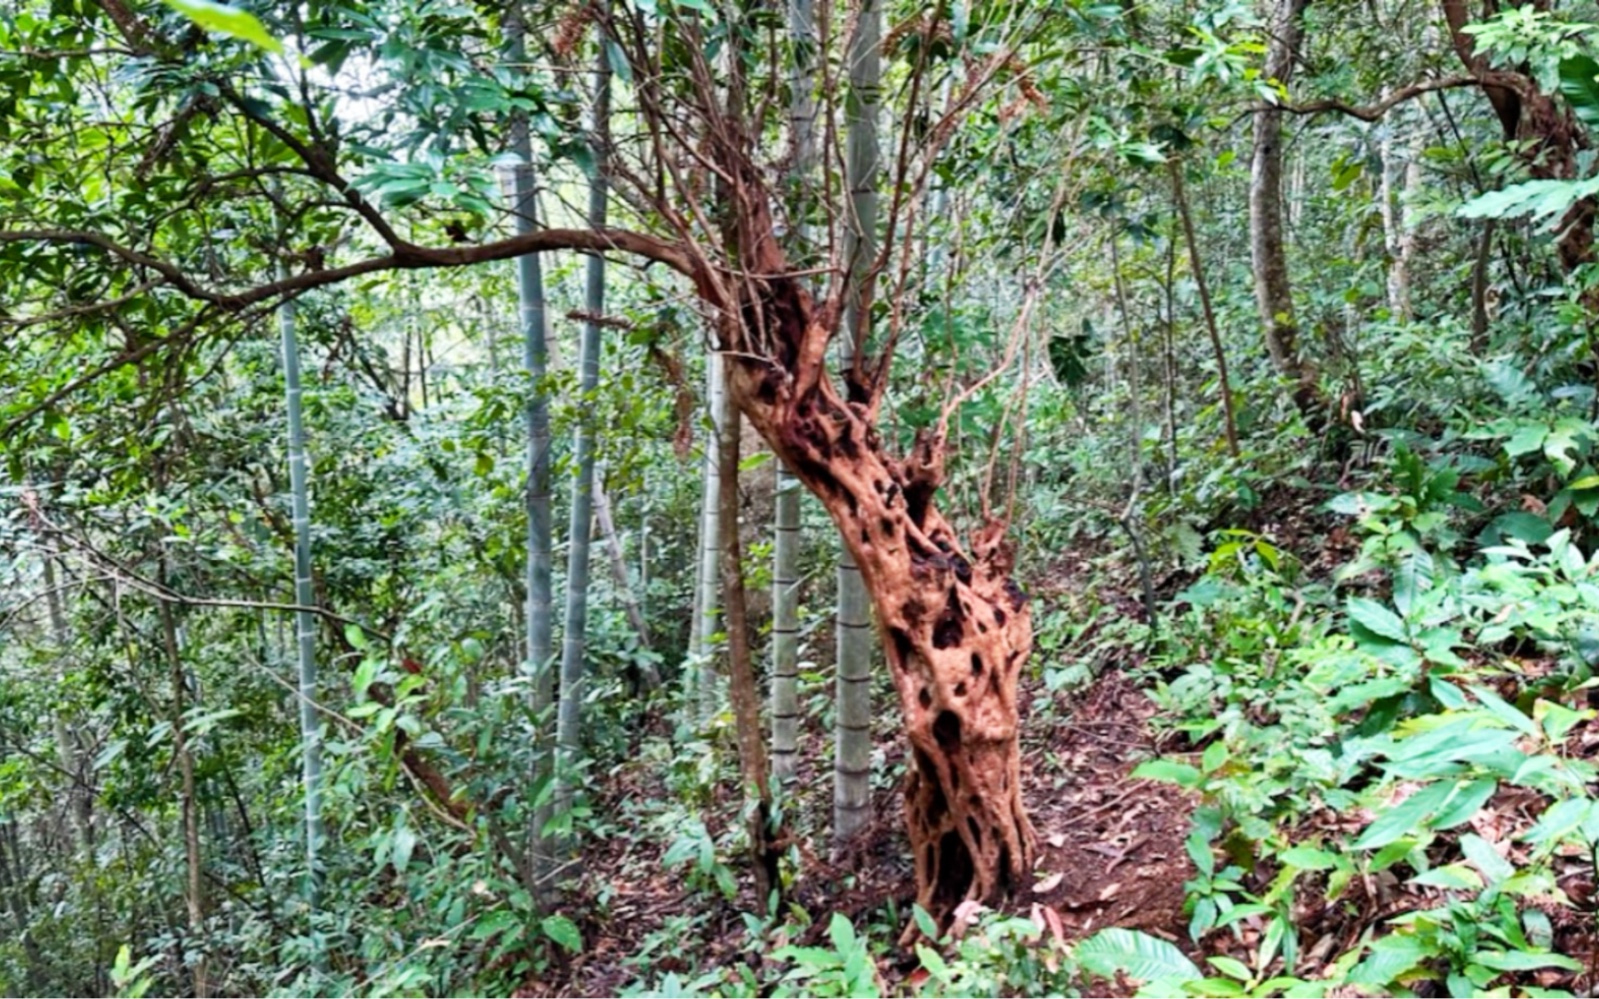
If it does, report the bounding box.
[970,653,983,676]
[889,627,914,666]
[934,830,974,912]
[967,816,982,846]
[918,686,931,709]
[933,710,961,749]
[954,681,966,697]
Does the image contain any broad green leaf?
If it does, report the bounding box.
[1409,863,1484,890]
[162,0,284,53]
[915,944,950,982]
[1523,796,1593,847]
[1278,846,1337,870]
[1132,759,1202,788]
[1472,949,1583,972]
[1349,933,1429,985]
[1459,176,1599,227]
[1347,597,1408,644]
[1353,780,1456,850]
[1206,955,1253,981]
[1460,832,1515,885]
[1504,422,1548,457]
[1430,778,1497,829]
[1559,54,1599,128]
[542,914,583,953]
[1076,927,1201,983]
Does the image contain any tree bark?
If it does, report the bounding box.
[158,593,207,998]
[1251,0,1323,420]
[716,355,780,905]
[41,556,94,855]
[1170,158,1241,457]
[593,473,656,669]
[726,337,1036,921]
[771,459,802,780]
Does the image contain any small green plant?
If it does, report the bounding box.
[109,945,158,999]
[770,913,880,998]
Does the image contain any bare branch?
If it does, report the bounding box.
[1271,74,1484,122]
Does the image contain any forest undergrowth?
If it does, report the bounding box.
[532,428,1599,998]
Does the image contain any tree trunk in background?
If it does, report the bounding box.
[1170,158,1240,457]
[833,0,880,852]
[593,472,656,671]
[277,270,326,929]
[157,594,206,998]
[1471,218,1496,350]
[42,557,93,855]
[1378,98,1421,322]
[554,28,612,839]
[771,0,818,784]
[716,355,780,905]
[689,360,726,724]
[1250,0,1323,421]
[506,0,555,883]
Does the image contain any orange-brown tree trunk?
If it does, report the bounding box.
[720,277,1036,920]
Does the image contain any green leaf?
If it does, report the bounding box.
[1347,598,1408,644]
[1409,863,1484,890]
[541,914,583,953]
[1430,778,1497,830]
[1559,54,1599,128]
[1278,845,1337,870]
[1349,933,1430,985]
[1132,759,1202,788]
[1353,780,1455,849]
[1472,949,1583,972]
[915,944,950,983]
[390,821,417,873]
[1459,176,1599,227]
[1523,796,1593,847]
[1460,832,1515,885]
[1206,955,1254,981]
[1076,927,1201,984]
[162,0,284,53]
[827,912,856,955]
[1505,422,1549,457]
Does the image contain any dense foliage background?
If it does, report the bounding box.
[4,0,1599,995]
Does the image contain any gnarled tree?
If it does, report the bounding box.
[0,0,1046,924]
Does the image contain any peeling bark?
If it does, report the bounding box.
[719,285,1035,920]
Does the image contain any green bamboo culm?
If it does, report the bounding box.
[693,361,729,725]
[554,16,612,847]
[833,0,880,850]
[277,267,325,947]
[771,0,818,781]
[505,0,556,885]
